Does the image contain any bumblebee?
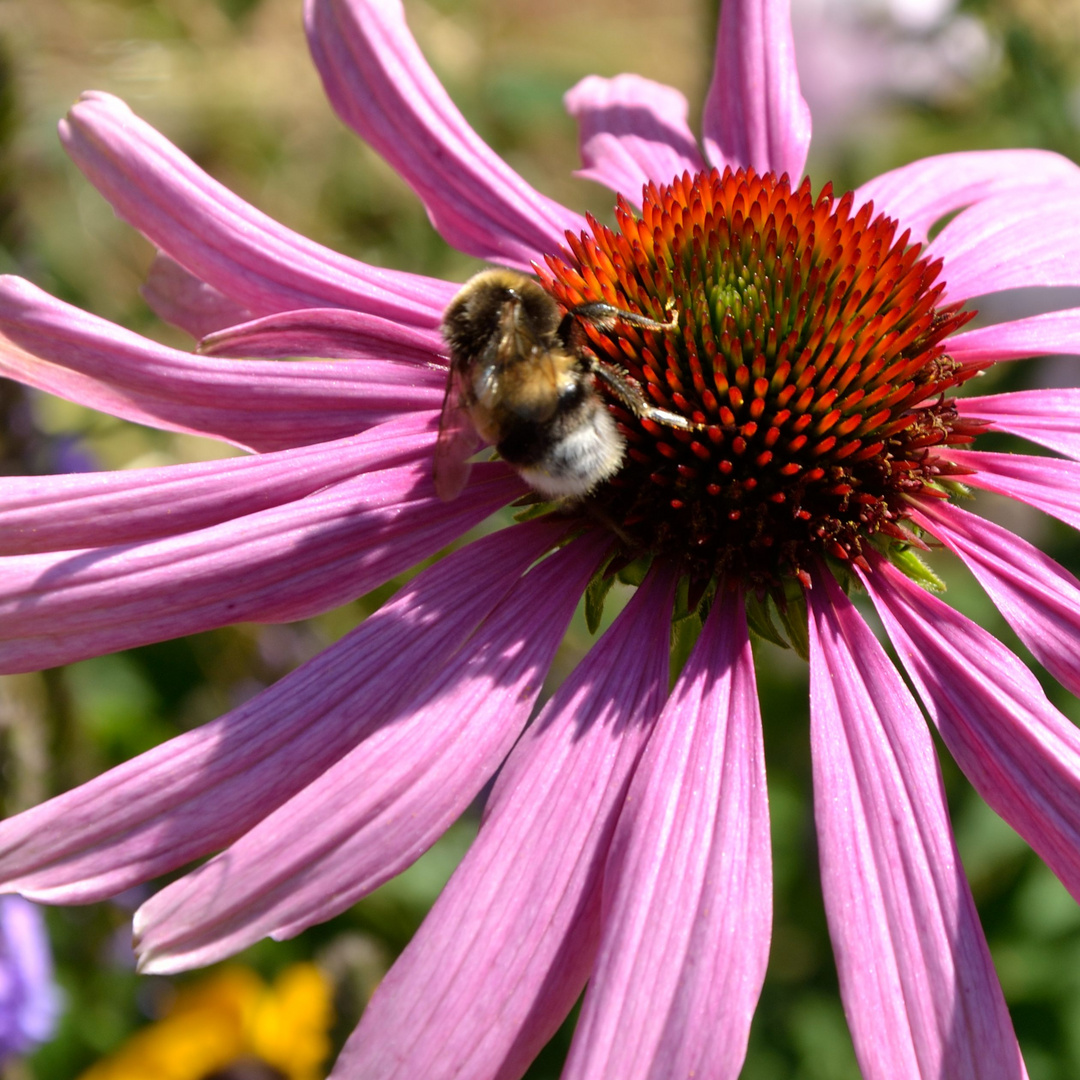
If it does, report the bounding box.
[434,269,689,501]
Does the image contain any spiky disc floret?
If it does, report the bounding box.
[539,167,983,590]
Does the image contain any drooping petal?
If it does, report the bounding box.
[956,390,1080,461]
[0,521,565,903]
[809,571,1026,1080]
[0,277,445,452]
[304,0,585,271]
[562,587,769,1080]
[135,532,609,973]
[60,92,454,326]
[929,193,1080,303]
[199,307,444,363]
[141,254,254,338]
[563,75,705,206]
[862,557,1080,904]
[948,309,1080,370]
[702,0,811,180]
[944,449,1080,531]
[332,565,676,1080]
[853,150,1080,248]
[0,463,522,674]
[912,499,1080,700]
[0,414,433,555]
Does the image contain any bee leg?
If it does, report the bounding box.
[578,500,640,551]
[557,300,679,350]
[591,359,702,432]
[570,301,679,334]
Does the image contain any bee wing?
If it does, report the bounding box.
[498,347,562,422]
[532,348,562,391]
[433,365,482,502]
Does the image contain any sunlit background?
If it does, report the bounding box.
[1,0,1080,1076]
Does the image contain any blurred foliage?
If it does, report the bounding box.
[0,0,1079,1078]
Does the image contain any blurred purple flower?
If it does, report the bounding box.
[0,897,59,1059]
[0,0,1079,1077]
[791,0,997,144]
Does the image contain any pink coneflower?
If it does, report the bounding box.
[1,0,1080,1075]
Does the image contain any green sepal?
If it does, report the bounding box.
[616,555,653,588]
[670,608,704,688]
[774,588,810,662]
[745,591,789,651]
[889,545,946,592]
[584,555,618,635]
[668,575,706,686]
[512,499,558,523]
[935,479,972,501]
[865,522,947,593]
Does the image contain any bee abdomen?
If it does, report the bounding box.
[506,400,625,499]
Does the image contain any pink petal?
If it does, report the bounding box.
[929,193,1080,303]
[948,308,1080,367]
[0,413,433,555]
[304,0,584,271]
[61,92,453,325]
[0,277,444,452]
[141,254,254,338]
[854,150,1080,248]
[862,557,1080,905]
[912,499,1080,700]
[134,532,609,973]
[0,463,523,673]
[944,448,1080,531]
[198,307,444,363]
[0,521,566,903]
[562,588,769,1080]
[702,0,811,180]
[332,565,676,1080]
[809,571,1026,1080]
[956,389,1080,460]
[563,75,705,206]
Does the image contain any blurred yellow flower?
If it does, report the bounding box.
[77,965,333,1080]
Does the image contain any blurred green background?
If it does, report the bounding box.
[1,0,1080,1077]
